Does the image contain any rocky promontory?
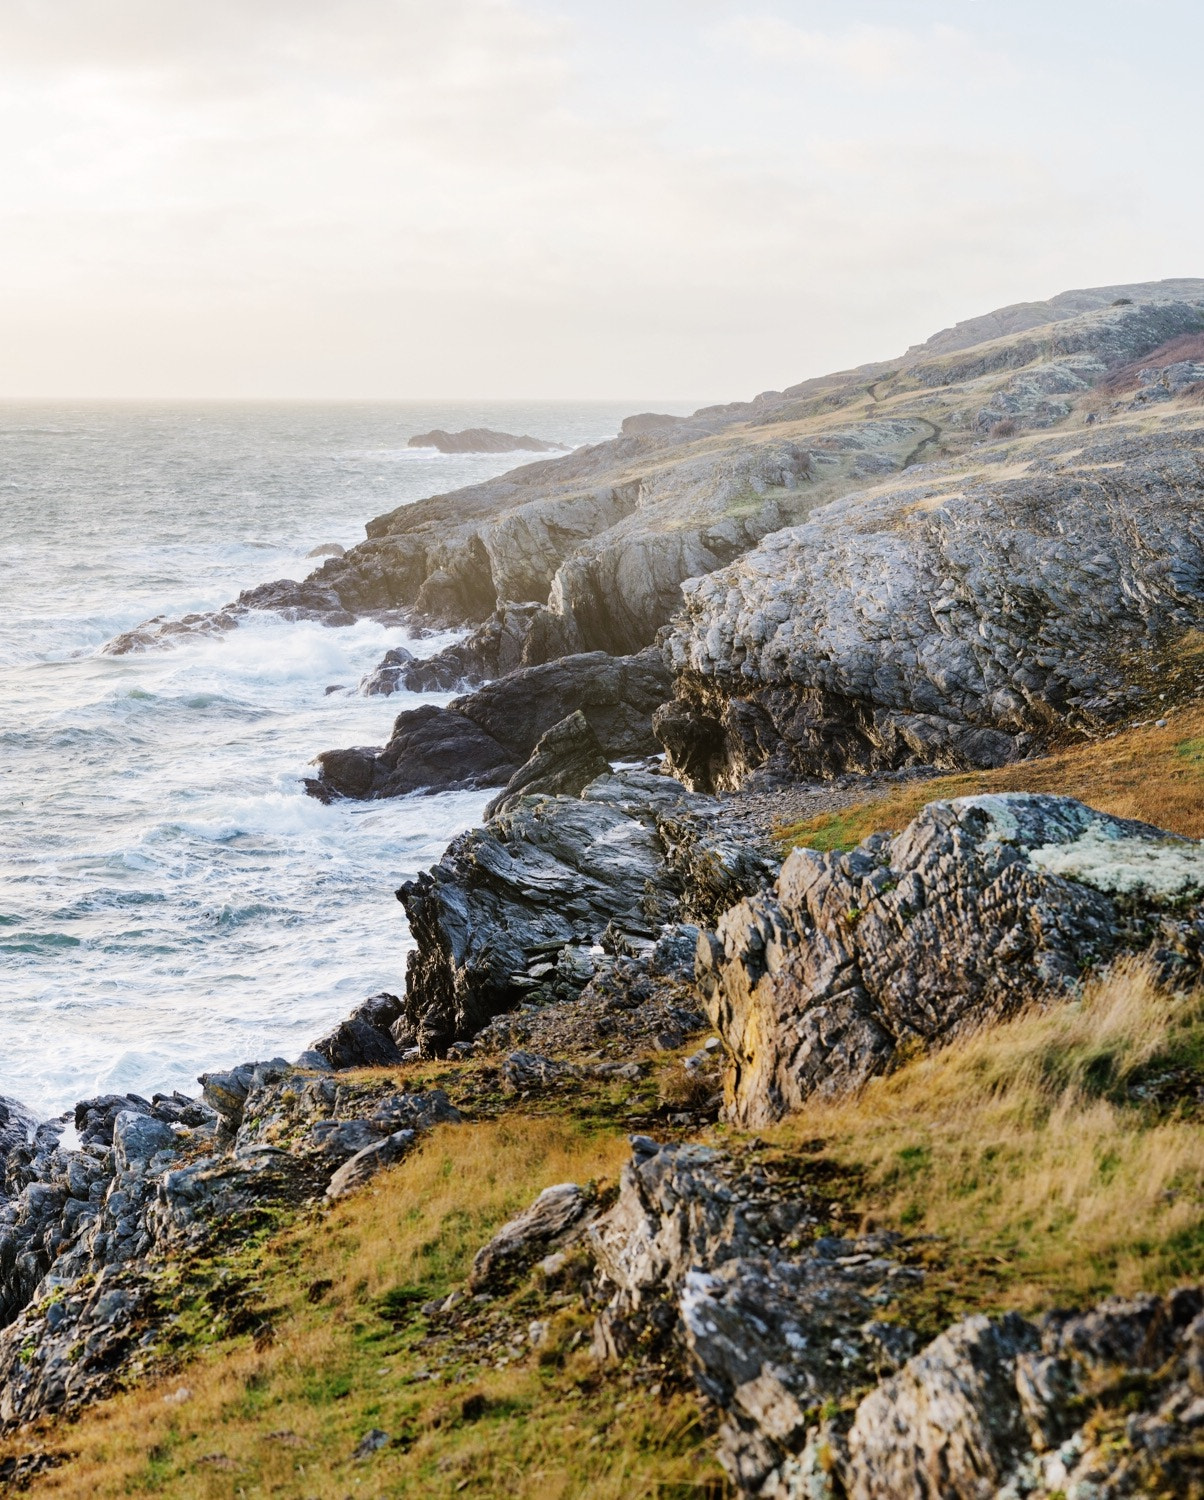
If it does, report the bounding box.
[24,280,1204,1493]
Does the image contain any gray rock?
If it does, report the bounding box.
[698,793,1204,1126]
[468,1182,591,1292]
[309,993,405,1069]
[326,1130,416,1200]
[398,770,699,1054]
[330,647,672,803]
[484,711,611,818]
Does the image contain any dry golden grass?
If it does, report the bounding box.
[772,961,1204,1317]
[9,1117,722,1500]
[778,698,1204,854]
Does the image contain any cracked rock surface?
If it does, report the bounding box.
[698,792,1204,1126]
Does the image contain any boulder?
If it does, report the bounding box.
[309,993,406,1069]
[326,1130,415,1199]
[698,793,1204,1127]
[313,648,671,802]
[307,706,517,801]
[484,712,611,818]
[450,648,672,761]
[468,1182,591,1292]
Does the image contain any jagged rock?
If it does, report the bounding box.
[407,428,563,453]
[363,605,543,693]
[326,1130,416,1199]
[397,770,701,1054]
[315,648,671,802]
[698,793,1204,1126]
[844,1290,1204,1500]
[847,1314,1040,1499]
[358,645,415,695]
[310,992,405,1069]
[660,420,1204,791]
[468,1182,592,1292]
[499,1051,579,1093]
[307,707,517,801]
[484,712,611,818]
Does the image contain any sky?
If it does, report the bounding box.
[0,0,1200,399]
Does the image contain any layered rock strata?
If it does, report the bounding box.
[659,419,1204,790]
[698,792,1204,1126]
[312,647,671,801]
[397,769,778,1055]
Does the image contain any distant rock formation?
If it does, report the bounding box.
[406,428,564,454]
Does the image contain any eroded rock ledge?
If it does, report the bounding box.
[658,422,1204,791]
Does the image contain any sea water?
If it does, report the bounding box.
[0,400,682,1115]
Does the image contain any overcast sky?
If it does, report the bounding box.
[1,0,1199,399]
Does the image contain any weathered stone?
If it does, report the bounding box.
[310,992,405,1069]
[484,712,611,818]
[398,770,700,1054]
[326,1130,416,1199]
[698,793,1204,1126]
[469,1183,591,1292]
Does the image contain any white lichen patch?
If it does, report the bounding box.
[1028,825,1204,903]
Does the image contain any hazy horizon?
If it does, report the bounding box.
[2,1,1202,400]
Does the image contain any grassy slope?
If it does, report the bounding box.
[6,709,1204,1498]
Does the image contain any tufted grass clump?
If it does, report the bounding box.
[774,960,1204,1316]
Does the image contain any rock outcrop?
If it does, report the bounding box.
[659,418,1204,790]
[397,767,783,1055]
[0,1047,460,1431]
[483,711,611,819]
[312,648,672,801]
[407,428,564,454]
[697,792,1204,1126]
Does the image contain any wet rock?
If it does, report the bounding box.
[469,1183,592,1292]
[484,711,611,818]
[398,770,699,1055]
[310,992,405,1069]
[358,645,414,695]
[698,793,1204,1126]
[308,707,517,801]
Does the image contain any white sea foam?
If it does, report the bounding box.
[0,399,688,1114]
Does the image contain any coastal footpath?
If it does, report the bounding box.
[4,281,1204,1495]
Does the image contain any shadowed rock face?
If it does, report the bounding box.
[697,793,1204,1127]
[311,648,671,801]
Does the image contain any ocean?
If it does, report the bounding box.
[0,400,684,1116]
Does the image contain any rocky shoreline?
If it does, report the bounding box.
[9,280,1204,1493]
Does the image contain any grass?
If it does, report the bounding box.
[778,699,1204,854]
[4,1116,725,1500]
[768,961,1204,1332]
